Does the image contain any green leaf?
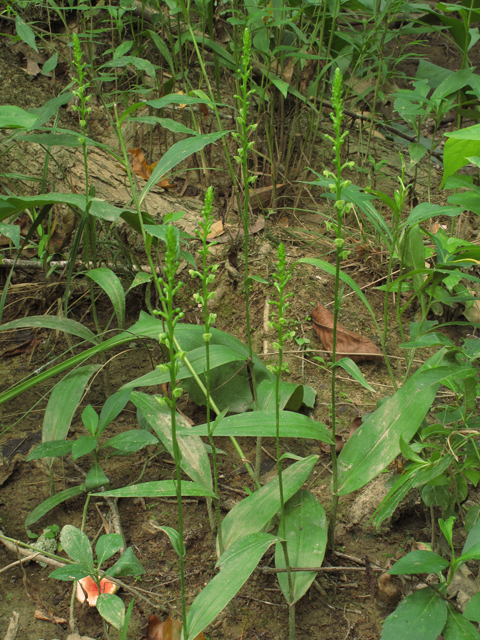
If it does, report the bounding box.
[465,506,480,534]
[337,350,459,496]
[49,564,91,581]
[42,366,101,452]
[42,53,58,75]
[177,410,334,444]
[98,390,131,436]
[155,526,185,557]
[0,222,20,246]
[463,593,480,623]
[220,455,318,551]
[106,547,145,578]
[95,480,215,499]
[0,315,98,344]
[82,405,99,437]
[127,116,197,136]
[186,533,280,640]
[27,440,74,461]
[96,593,125,630]
[96,534,124,566]
[60,525,94,570]
[443,607,480,639]
[0,105,37,130]
[334,357,375,392]
[86,268,125,330]
[275,490,327,604]
[85,462,109,492]
[123,344,247,389]
[100,56,157,78]
[462,519,480,555]
[15,15,38,52]
[130,392,212,491]
[388,550,450,575]
[25,485,86,528]
[72,435,98,461]
[442,131,480,187]
[439,516,455,548]
[103,430,157,452]
[257,379,304,411]
[406,203,463,226]
[380,588,447,640]
[138,131,230,206]
[0,194,126,222]
[144,30,175,74]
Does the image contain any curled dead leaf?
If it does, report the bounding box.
[144,615,205,640]
[311,303,383,363]
[375,572,403,614]
[128,148,176,189]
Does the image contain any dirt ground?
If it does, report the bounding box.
[1,10,480,640]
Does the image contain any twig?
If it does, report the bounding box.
[258,565,375,574]
[3,611,19,640]
[0,553,42,575]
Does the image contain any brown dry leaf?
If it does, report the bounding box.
[278,216,289,228]
[206,220,224,239]
[318,434,343,455]
[250,184,287,211]
[375,572,403,615]
[348,416,363,440]
[128,148,176,189]
[26,58,42,76]
[311,303,383,363]
[145,615,205,640]
[34,610,67,624]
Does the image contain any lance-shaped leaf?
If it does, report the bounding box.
[25,485,86,528]
[337,350,471,495]
[220,455,318,552]
[186,533,280,640]
[86,268,125,330]
[96,480,215,499]
[275,490,327,604]
[177,410,333,444]
[130,392,212,492]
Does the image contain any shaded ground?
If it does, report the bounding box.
[1,11,479,640]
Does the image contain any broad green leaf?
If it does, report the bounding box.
[105,547,145,578]
[220,455,318,551]
[25,485,86,528]
[49,564,91,581]
[463,593,480,623]
[138,131,229,206]
[96,534,124,566]
[442,128,480,187]
[443,607,480,640]
[432,67,474,99]
[42,53,58,75]
[388,550,450,575]
[406,203,463,226]
[456,541,480,565]
[60,525,94,570]
[82,404,99,436]
[0,222,20,246]
[465,507,480,534]
[86,268,125,329]
[186,533,280,640]
[409,142,427,164]
[72,435,98,461]
[103,430,157,452]
[28,93,73,128]
[337,350,459,495]
[256,379,304,411]
[122,345,247,389]
[98,390,131,435]
[15,15,38,51]
[334,357,375,392]
[42,366,100,451]
[100,56,157,78]
[380,588,447,640]
[95,480,215,499]
[275,490,327,604]
[85,462,109,492]
[177,410,334,444]
[27,440,73,460]
[96,594,125,630]
[0,315,98,344]
[0,105,37,130]
[462,520,480,555]
[0,194,126,222]
[131,392,212,491]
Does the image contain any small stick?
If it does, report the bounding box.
[3,611,19,640]
[0,553,42,575]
